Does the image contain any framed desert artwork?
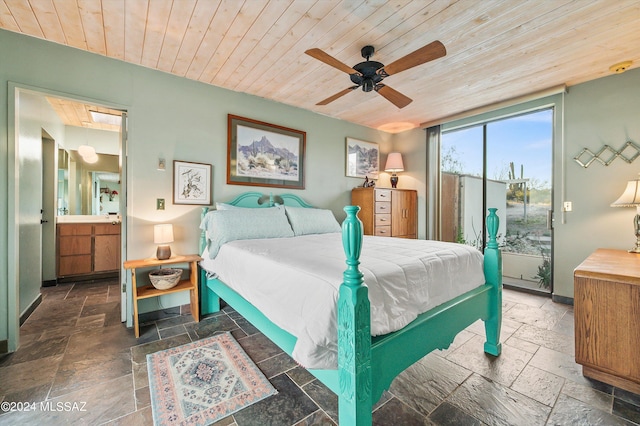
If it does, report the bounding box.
[346,137,379,179]
[227,114,305,189]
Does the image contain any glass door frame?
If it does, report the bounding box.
[427,93,565,296]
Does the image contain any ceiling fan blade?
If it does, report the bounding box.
[375,84,412,108]
[380,40,446,76]
[316,86,359,105]
[305,48,358,75]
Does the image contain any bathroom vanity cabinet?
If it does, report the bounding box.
[57,221,121,279]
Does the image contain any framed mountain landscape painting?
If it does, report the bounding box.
[346,137,379,179]
[227,114,306,189]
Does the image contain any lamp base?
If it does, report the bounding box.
[156,245,171,260]
[390,174,398,188]
[631,214,640,254]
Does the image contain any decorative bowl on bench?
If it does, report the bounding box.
[149,268,182,290]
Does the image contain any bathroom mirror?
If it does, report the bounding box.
[58,148,120,215]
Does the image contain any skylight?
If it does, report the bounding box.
[90,110,122,126]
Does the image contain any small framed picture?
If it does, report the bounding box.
[173,160,212,205]
[346,137,379,179]
[227,114,306,189]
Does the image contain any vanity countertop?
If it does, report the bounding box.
[57,215,121,224]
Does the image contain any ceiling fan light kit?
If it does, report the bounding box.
[350,46,384,93]
[305,41,446,109]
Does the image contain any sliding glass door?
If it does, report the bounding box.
[440,108,553,293]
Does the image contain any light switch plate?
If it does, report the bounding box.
[157,198,165,210]
[563,201,572,212]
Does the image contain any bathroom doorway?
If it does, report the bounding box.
[8,84,128,352]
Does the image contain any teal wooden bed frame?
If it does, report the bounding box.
[199,192,502,425]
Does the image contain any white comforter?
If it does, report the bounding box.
[200,233,485,369]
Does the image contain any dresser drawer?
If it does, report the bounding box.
[374,226,391,236]
[375,189,391,202]
[58,223,93,236]
[94,223,121,235]
[375,214,391,226]
[375,202,391,214]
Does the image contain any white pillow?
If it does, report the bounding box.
[200,207,294,258]
[284,206,341,236]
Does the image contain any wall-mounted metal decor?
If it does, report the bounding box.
[574,140,640,168]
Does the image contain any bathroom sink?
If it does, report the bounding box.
[56,215,121,224]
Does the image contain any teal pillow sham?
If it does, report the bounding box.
[284,206,341,236]
[200,207,294,258]
[215,202,243,210]
[215,202,278,210]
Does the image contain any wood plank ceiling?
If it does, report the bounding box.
[46,97,122,132]
[1,0,638,132]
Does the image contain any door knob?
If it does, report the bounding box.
[40,219,48,224]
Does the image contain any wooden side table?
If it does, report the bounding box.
[123,254,202,337]
[574,248,640,394]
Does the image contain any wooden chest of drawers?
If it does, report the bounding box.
[351,187,417,238]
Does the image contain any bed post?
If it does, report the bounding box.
[200,207,220,314]
[338,206,372,426]
[483,208,503,356]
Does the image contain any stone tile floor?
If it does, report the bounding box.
[1,278,639,425]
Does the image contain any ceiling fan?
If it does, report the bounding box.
[305,41,446,109]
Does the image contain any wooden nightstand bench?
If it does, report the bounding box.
[124,254,202,337]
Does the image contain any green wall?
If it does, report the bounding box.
[0,29,393,348]
[556,67,640,299]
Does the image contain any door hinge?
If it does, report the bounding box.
[122,283,126,293]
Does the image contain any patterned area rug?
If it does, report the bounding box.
[147,332,277,426]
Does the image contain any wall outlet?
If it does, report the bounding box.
[563,201,572,212]
[157,198,165,210]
